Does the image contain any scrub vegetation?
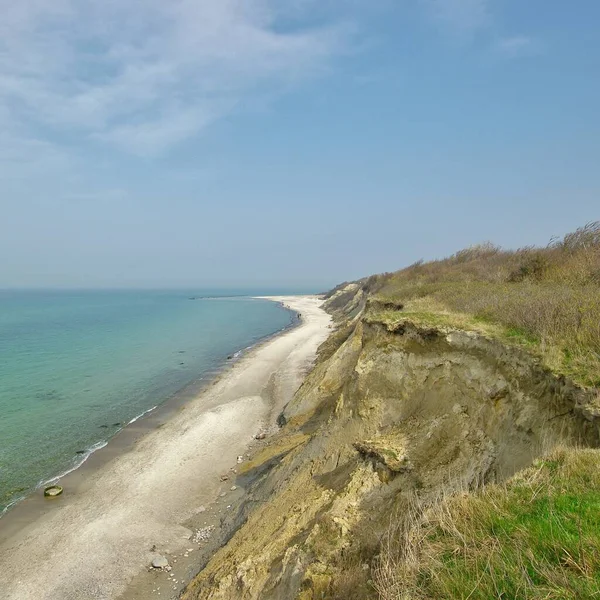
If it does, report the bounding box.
[373,221,600,386]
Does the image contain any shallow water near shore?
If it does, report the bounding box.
[0,289,296,513]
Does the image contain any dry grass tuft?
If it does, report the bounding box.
[373,447,600,599]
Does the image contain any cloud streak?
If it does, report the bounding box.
[425,0,491,34]
[496,36,543,58]
[0,0,351,156]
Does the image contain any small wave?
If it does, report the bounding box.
[2,406,160,517]
[127,405,159,425]
[42,440,109,486]
[1,439,112,517]
[1,493,28,517]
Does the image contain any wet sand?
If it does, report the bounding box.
[0,296,331,600]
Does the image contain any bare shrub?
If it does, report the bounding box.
[554,221,600,252]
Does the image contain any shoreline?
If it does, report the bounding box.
[0,295,331,600]
[0,296,299,519]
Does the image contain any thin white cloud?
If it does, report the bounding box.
[0,0,352,156]
[93,106,218,157]
[425,0,491,33]
[0,129,73,181]
[496,36,543,58]
[62,188,130,203]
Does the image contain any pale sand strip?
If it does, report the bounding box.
[0,296,331,600]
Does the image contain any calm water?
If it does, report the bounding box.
[0,290,295,513]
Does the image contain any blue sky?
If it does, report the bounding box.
[1,0,598,289]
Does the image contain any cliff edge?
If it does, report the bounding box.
[182,223,600,599]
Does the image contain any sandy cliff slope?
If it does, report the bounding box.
[182,282,600,600]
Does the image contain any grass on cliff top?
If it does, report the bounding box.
[370,221,600,387]
[366,296,540,349]
[375,447,600,600]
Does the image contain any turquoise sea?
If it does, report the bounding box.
[0,290,296,513]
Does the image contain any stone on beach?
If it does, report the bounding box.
[151,556,169,569]
[43,485,63,498]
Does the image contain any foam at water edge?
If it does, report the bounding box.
[1,439,110,517]
[127,405,159,425]
[43,440,110,486]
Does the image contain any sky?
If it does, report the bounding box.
[1,0,599,290]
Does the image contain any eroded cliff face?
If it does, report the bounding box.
[182,285,600,600]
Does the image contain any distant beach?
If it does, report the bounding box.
[0,296,331,600]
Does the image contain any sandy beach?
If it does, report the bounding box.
[0,296,331,600]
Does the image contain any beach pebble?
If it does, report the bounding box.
[151,556,169,569]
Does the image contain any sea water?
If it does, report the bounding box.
[0,290,296,513]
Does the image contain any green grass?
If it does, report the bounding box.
[375,448,600,599]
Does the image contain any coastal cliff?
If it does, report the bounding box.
[182,224,600,599]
